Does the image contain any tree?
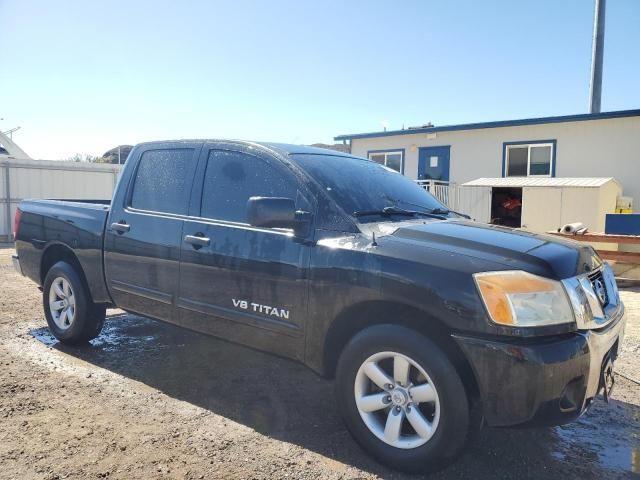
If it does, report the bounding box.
[65,153,102,163]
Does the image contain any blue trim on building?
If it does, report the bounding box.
[502,139,557,177]
[335,108,640,141]
[366,148,406,174]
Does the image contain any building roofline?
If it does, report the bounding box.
[334,108,640,141]
[461,177,619,188]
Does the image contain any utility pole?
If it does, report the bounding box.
[1,126,21,139]
[589,0,606,113]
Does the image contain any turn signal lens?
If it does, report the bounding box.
[474,271,574,327]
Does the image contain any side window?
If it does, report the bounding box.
[130,149,194,215]
[201,150,299,223]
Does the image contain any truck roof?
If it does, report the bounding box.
[134,140,355,158]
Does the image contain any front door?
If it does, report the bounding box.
[418,146,450,181]
[104,143,201,322]
[176,143,312,360]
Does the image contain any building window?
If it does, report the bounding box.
[505,142,554,177]
[367,150,404,173]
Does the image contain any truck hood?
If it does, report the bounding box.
[375,220,601,280]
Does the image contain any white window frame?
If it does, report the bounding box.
[505,143,554,177]
[367,150,404,173]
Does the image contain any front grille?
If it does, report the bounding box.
[588,268,609,308]
[562,264,621,330]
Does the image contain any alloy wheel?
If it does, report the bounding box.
[354,351,440,449]
[49,276,76,330]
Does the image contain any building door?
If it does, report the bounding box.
[418,146,450,181]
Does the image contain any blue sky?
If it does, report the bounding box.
[1,0,639,159]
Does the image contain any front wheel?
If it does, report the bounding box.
[43,261,105,344]
[335,325,471,473]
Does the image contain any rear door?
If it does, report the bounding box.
[176,143,312,360]
[104,142,201,321]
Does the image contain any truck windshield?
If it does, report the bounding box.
[292,153,448,222]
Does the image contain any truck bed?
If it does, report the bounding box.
[15,199,112,304]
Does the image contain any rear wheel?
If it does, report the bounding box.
[43,261,105,344]
[335,325,470,473]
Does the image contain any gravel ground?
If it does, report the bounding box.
[0,245,638,479]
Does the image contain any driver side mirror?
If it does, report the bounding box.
[247,197,311,234]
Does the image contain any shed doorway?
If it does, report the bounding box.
[490,187,522,228]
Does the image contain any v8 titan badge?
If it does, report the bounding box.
[232,299,290,320]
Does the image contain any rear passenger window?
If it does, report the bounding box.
[201,150,298,223]
[130,149,194,215]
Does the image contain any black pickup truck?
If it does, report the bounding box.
[13,140,626,472]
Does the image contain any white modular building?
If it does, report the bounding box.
[335,109,640,226]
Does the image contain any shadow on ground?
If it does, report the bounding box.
[31,313,640,479]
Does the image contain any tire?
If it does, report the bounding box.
[43,261,106,345]
[335,325,470,474]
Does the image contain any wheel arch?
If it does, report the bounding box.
[40,243,95,303]
[322,300,480,405]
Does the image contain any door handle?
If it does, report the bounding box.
[111,222,130,234]
[184,234,210,248]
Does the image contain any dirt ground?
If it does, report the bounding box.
[0,246,638,480]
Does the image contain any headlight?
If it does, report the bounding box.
[474,271,575,327]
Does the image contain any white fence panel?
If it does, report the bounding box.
[10,163,117,199]
[415,180,493,222]
[457,186,492,223]
[1,159,121,241]
[0,165,5,198]
[0,204,7,240]
[416,180,459,210]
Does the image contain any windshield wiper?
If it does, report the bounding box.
[428,207,471,219]
[391,200,471,220]
[352,206,448,219]
[429,207,450,215]
[353,206,415,217]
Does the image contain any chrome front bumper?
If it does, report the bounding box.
[455,302,626,427]
[562,262,626,404]
[581,301,626,403]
